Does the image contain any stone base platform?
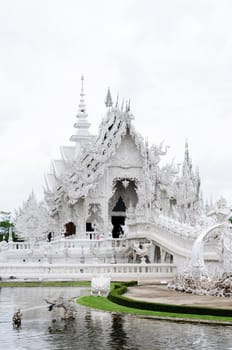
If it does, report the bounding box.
[125,284,232,310]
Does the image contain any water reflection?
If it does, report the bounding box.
[0,287,232,350]
[108,314,130,350]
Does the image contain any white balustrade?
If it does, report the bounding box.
[6,238,117,250]
[0,236,177,281]
[0,262,177,281]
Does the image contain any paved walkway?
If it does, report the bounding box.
[125,284,232,309]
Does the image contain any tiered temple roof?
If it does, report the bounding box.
[44,78,201,226]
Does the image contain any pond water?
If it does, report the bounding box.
[0,287,231,350]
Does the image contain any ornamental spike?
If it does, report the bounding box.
[105,87,113,108]
[78,75,86,113]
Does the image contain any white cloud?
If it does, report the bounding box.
[0,0,232,212]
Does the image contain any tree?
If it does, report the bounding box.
[0,211,21,242]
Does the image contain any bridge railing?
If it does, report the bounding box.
[0,262,177,281]
[7,237,128,251]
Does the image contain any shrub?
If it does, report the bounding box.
[108,282,232,317]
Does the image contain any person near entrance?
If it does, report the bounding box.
[112,223,124,238]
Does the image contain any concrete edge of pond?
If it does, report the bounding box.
[135,314,232,326]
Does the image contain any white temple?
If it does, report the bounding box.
[3,77,231,281]
[45,77,201,235]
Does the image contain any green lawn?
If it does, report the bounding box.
[77,295,232,323]
[0,281,90,287]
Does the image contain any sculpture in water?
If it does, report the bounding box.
[12,309,22,328]
[44,296,77,320]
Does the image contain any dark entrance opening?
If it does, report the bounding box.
[111,216,125,238]
[113,197,126,212]
[86,222,94,232]
[86,222,94,239]
[111,196,126,238]
[64,222,76,237]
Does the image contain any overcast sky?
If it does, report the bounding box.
[1,0,232,214]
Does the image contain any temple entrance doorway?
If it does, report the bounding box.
[111,196,126,238]
[111,215,125,238]
[109,178,138,238]
[64,222,76,237]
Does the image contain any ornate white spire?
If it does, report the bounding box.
[105,87,113,108]
[183,139,192,173]
[79,75,86,113]
[184,139,189,162]
[115,94,119,109]
[70,75,91,145]
[126,99,130,112]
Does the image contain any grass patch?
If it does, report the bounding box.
[77,295,232,323]
[0,281,90,287]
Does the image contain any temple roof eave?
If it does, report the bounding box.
[60,145,76,163]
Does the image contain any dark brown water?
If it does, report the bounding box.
[0,287,231,350]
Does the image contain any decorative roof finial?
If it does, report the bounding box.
[70,75,91,144]
[78,75,86,113]
[183,138,192,172]
[105,87,113,108]
[185,139,189,163]
[126,99,131,112]
[115,94,119,109]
